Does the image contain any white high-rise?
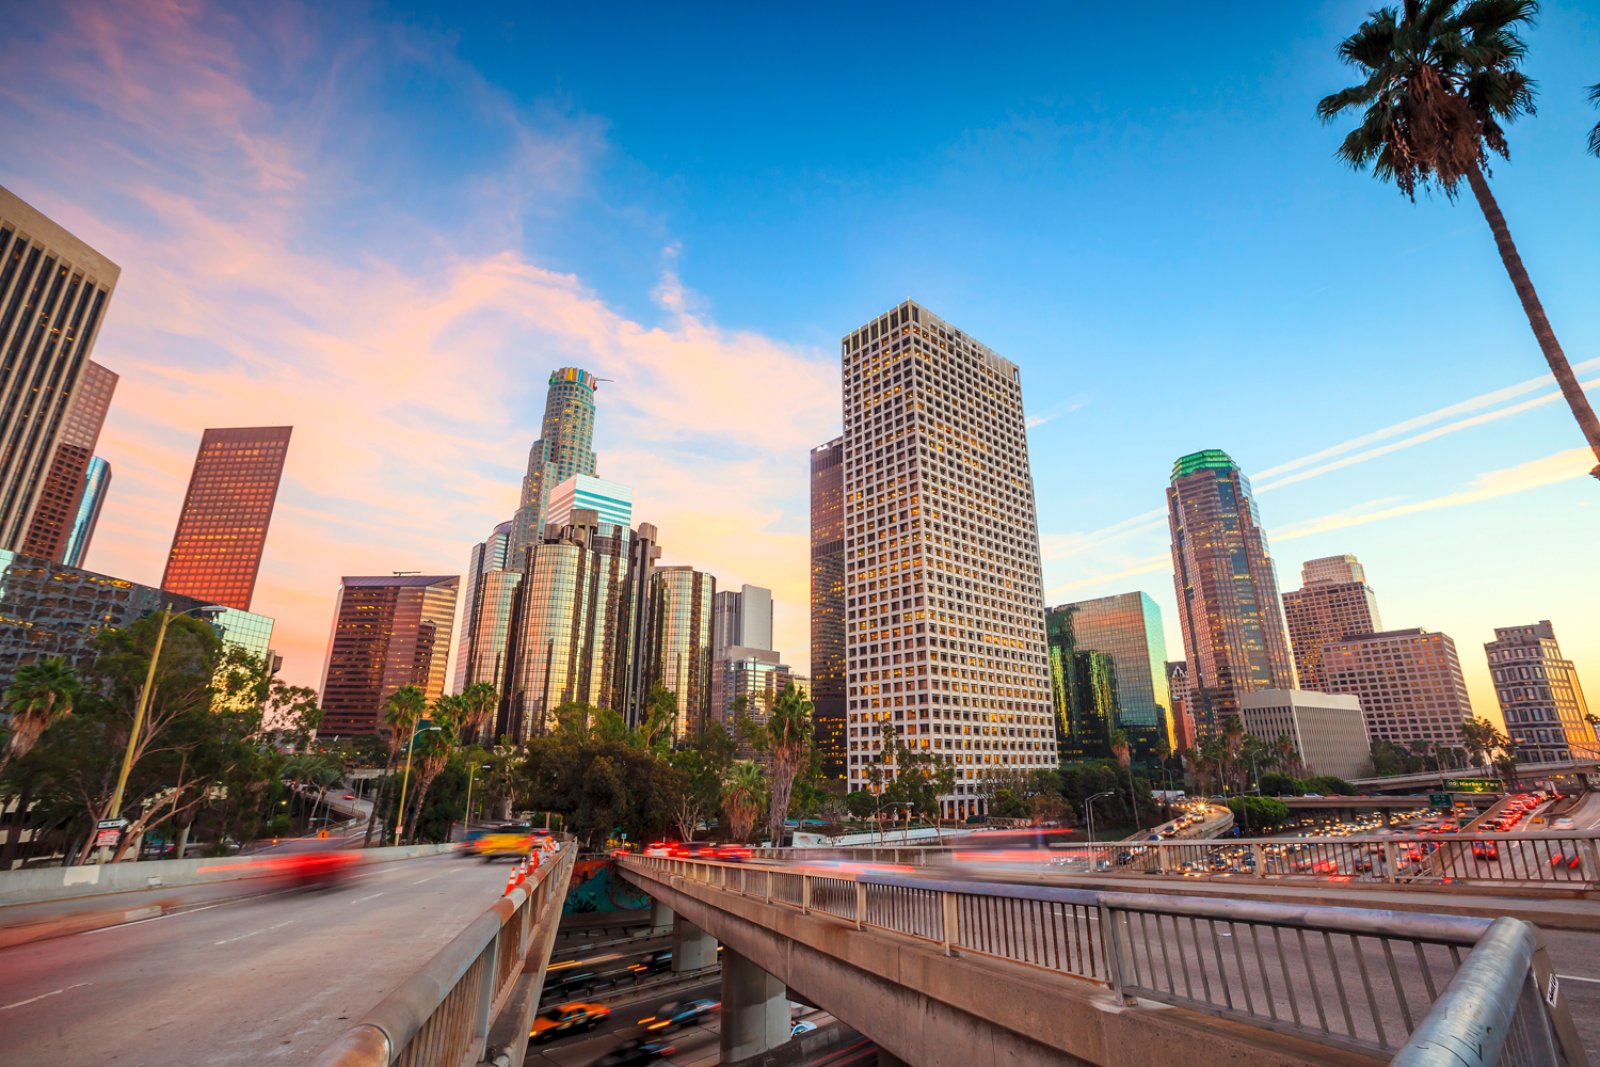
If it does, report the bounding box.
[842,300,1056,817]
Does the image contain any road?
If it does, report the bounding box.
[0,852,508,1066]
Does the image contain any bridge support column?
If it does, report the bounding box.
[650,897,674,933]
[671,913,717,972]
[720,946,789,1062]
[875,1051,911,1067]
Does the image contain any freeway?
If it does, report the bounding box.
[0,852,508,1066]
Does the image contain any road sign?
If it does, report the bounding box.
[97,818,127,830]
[1442,778,1499,793]
[94,826,123,848]
[1429,793,1453,811]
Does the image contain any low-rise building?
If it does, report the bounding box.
[1240,689,1371,781]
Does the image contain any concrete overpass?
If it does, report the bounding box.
[618,854,1589,1067]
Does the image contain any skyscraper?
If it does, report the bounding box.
[712,584,773,659]
[1282,554,1383,691]
[21,361,118,563]
[60,456,111,569]
[508,368,599,562]
[319,574,459,737]
[1167,449,1296,730]
[842,301,1056,817]
[1045,592,1171,764]
[161,426,291,611]
[0,187,120,553]
[453,520,513,693]
[547,474,632,529]
[711,584,782,726]
[1485,621,1595,764]
[1046,612,1119,763]
[1322,628,1473,750]
[809,436,846,781]
[648,565,715,739]
[1166,661,1197,754]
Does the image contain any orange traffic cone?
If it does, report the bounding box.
[503,869,518,896]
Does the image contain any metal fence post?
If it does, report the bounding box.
[1250,844,1266,878]
[1154,844,1166,875]
[855,881,867,930]
[941,891,958,956]
[1382,842,1398,885]
[1099,903,1137,1005]
[802,875,812,914]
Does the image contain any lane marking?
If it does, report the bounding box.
[348,892,385,905]
[412,874,438,886]
[1,983,90,1011]
[214,919,294,946]
[1557,973,1600,985]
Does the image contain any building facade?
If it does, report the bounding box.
[810,436,846,781]
[1239,689,1371,781]
[452,520,513,693]
[508,368,599,563]
[1282,554,1382,692]
[1046,610,1120,762]
[546,474,632,529]
[1045,592,1171,764]
[714,646,805,756]
[1486,621,1595,765]
[0,548,272,690]
[842,301,1056,816]
[0,187,120,554]
[711,584,776,724]
[1166,661,1198,754]
[1167,449,1296,730]
[648,565,715,739]
[60,455,111,569]
[319,574,459,738]
[21,360,118,563]
[1322,628,1474,750]
[161,426,292,611]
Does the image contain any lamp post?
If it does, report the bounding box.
[104,603,221,860]
[1085,791,1116,845]
[393,721,440,846]
[463,762,489,841]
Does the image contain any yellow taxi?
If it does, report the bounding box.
[530,1001,610,1042]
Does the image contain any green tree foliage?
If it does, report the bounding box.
[720,760,766,844]
[1228,795,1293,833]
[666,721,735,841]
[1,658,83,773]
[520,732,681,849]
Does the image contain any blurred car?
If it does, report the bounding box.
[1554,816,1576,830]
[628,950,673,977]
[474,824,536,862]
[596,1038,676,1066]
[643,840,677,857]
[530,1002,609,1042]
[552,971,598,995]
[713,844,752,862]
[1472,842,1500,861]
[270,843,359,887]
[792,1019,818,1037]
[668,842,716,860]
[638,998,719,1032]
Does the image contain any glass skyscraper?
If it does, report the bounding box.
[1045,592,1171,764]
[61,455,111,569]
[453,520,513,693]
[1167,449,1295,731]
[1282,555,1382,692]
[648,565,715,740]
[22,361,117,563]
[809,437,846,780]
[547,474,632,529]
[319,574,459,737]
[509,368,599,563]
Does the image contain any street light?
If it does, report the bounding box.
[393,720,441,845]
[1084,791,1116,845]
[463,762,490,840]
[105,603,222,857]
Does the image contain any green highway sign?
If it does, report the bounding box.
[1429,793,1453,811]
[1442,778,1499,793]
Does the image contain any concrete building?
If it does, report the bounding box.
[841,301,1056,817]
[508,368,599,563]
[0,548,273,691]
[1486,621,1595,764]
[1167,450,1296,730]
[1239,689,1371,781]
[1166,661,1198,754]
[0,187,120,554]
[711,584,777,725]
[21,361,118,563]
[546,474,632,529]
[647,565,716,739]
[319,574,458,737]
[1045,592,1171,765]
[809,436,846,782]
[60,455,111,569]
[1282,554,1382,692]
[161,426,292,611]
[452,520,513,693]
[715,646,806,756]
[1322,628,1474,750]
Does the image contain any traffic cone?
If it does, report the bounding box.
[503,869,518,896]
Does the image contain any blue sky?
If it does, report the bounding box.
[3,0,1597,713]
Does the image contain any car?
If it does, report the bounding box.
[628,950,673,977]
[792,1019,818,1037]
[595,1038,676,1067]
[530,1002,610,1042]
[552,971,598,995]
[474,824,536,862]
[643,841,677,857]
[637,998,719,1032]
[713,843,753,862]
[668,842,716,860]
[1472,842,1499,861]
[1554,816,1576,830]
[343,793,357,800]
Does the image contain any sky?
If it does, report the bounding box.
[2,1,1597,721]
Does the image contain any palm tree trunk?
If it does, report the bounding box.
[1466,164,1600,479]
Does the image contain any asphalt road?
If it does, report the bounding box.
[0,852,509,1066]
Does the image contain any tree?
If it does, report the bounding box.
[1272,734,1303,777]
[1319,0,1600,479]
[458,681,499,745]
[1588,82,1600,159]
[748,684,813,848]
[666,721,735,841]
[364,685,428,848]
[401,698,461,843]
[1,658,82,774]
[721,760,766,844]
[1109,730,1141,830]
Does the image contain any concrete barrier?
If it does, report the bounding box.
[0,843,457,907]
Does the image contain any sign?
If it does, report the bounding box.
[1546,974,1561,1008]
[1429,793,1453,811]
[94,826,123,848]
[1442,778,1499,794]
[97,818,127,830]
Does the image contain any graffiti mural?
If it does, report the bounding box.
[564,857,650,913]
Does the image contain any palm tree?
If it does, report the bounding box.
[1319,0,1600,479]
[1220,716,1247,794]
[402,701,459,843]
[721,760,766,844]
[1,658,82,773]
[763,685,813,847]
[458,682,499,746]
[1109,730,1141,830]
[362,685,429,847]
[1587,82,1600,158]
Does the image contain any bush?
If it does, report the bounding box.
[1307,775,1356,796]
[1258,772,1303,797]
[1227,795,1292,832]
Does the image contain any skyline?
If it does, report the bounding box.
[3,1,1598,723]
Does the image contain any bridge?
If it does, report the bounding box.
[1349,757,1600,793]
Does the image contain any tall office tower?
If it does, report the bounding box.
[1167,449,1296,731]
[647,565,716,739]
[502,513,658,740]
[1282,554,1383,691]
[318,574,459,737]
[453,520,513,693]
[810,436,847,781]
[508,368,599,563]
[1045,592,1172,764]
[1322,628,1474,750]
[161,426,291,611]
[1166,661,1197,753]
[1486,621,1595,764]
[21,361,118,562]
[1046,608,1120,762]
[60,456,111,568]
[717,649,806,758]
[0,187,120,553]
[710,584,776,722]
[841,301,1056,817]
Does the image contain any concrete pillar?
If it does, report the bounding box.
[876,1050,911,1067]
[671,913,717,972]
[650,897,674,933]
[720,947,789,1062]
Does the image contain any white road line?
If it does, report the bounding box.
[348,891,386,905]
[1557,973,1600,985]
[83,914,168,934]
[412,874,438,886]
[0,982,90,1011]
[214,919,294,946]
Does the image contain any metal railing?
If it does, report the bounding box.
[622,854,1589,1065]
[313,844,575,1067]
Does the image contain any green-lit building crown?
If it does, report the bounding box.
[1171,449,1238,481]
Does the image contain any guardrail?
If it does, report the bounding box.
[622,854,1590,1065]
[313,844,575,1067]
